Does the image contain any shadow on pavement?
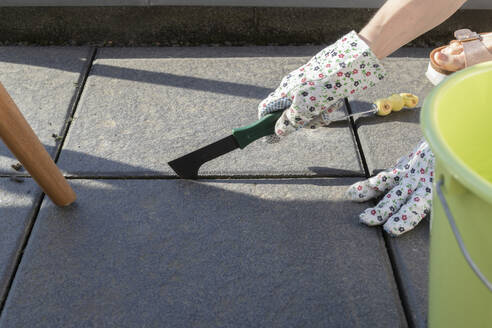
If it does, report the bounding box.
[0,173,409,327]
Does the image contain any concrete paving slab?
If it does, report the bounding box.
[349,53,434,174]
[350,50,432,327]
[58,47,363,177]
[1,178,406,327]
[0,178,42,304]
[0,47,91,175]
[388,219,429,328]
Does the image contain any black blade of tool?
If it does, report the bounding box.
[168,112,282,179]
[168,135,239,179]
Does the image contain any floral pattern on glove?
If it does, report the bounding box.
[258,30,386,139]
[346,140,434,237]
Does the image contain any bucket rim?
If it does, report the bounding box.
[421,61,492,204]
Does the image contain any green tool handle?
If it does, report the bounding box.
[232,112,283,149]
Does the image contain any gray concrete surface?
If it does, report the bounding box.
[0,46,433,327]
[349,54,435,174]
[0,47,91,174]
[0,179,406,328]
[348,48,433,327]
[58,47,363,177]
[388,219,430,328]
[0,178,42,305]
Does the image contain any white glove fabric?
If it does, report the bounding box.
[258,30,386,142]
[347,140,434,237]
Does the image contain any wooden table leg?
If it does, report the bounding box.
[0,82,76,206]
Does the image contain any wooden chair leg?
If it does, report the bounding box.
[0,82,76,206]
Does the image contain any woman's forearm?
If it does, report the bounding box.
[359,0,467,59]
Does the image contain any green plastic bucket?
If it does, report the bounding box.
[421,61,492,327]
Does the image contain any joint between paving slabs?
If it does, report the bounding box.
[60,171,364,181]
[53,47,98,164]
[344,97,370,179]
[382,231,417,328]
[0,48,97,318]
[345,97,413,328]
[0,193,46,317]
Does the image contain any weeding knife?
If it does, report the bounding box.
[168,112,282,179]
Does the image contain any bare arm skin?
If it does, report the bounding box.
[359,0,468,59]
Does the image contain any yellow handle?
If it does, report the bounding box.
[374,93,419,116]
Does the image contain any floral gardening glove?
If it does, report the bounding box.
[258,30,386,143]
[346,140,434,237]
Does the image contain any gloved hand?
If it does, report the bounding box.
[258,30,386,142]
[346,140,434,237]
